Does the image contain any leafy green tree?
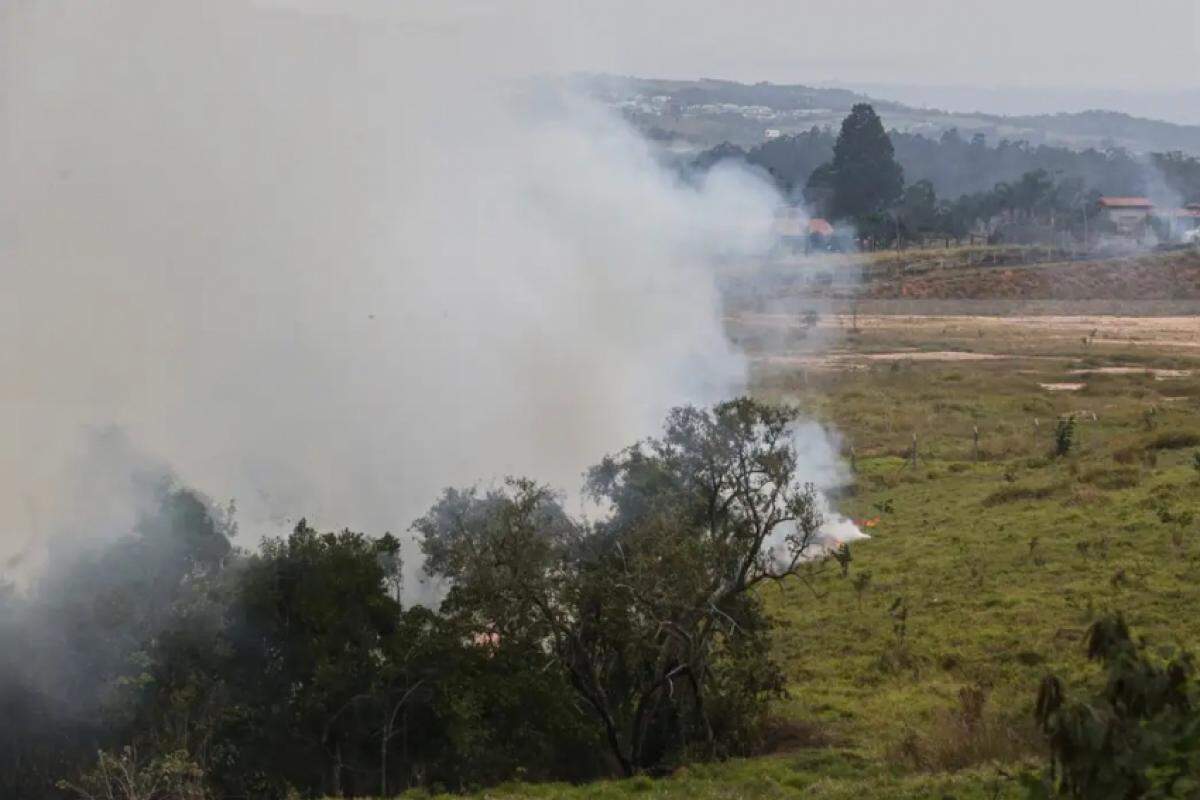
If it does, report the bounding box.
[803,161,837,217]
[226,523,404,797]
[1029,615,1200,799]
[416,399,824,776]
[898,179,938,238]
[0,482,236,800]
[1152,151,1200,204]
[827,104,904,220]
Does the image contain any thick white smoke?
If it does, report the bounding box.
[0,3,776,581]
[0,2,855,595]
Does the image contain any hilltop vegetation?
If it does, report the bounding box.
[577,75,1200,156]
[701,118,1168,202]
[692,101,1200,253]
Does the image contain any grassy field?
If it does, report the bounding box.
[393,314,1200,800]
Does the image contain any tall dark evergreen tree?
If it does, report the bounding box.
[828,104,904,220]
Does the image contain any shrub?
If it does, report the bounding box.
[892,685,1038,772]
[1027,615,1200,798]
[1079,465,1142,491]
[59,747,208,800]
[983,481,1067,506]
[1146,430,1200,451]
[1112,444,1144,465]
[1053,416,1076,458]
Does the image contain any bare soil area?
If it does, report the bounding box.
[856,248,1200,301]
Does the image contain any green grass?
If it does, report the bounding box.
[378,324,1200,799]
[393,753,1028,799]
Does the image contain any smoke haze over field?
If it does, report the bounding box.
[0,2,798,587]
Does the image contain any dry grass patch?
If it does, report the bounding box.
[890,686,1040,773]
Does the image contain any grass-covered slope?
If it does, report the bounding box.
[392,326,1200,800]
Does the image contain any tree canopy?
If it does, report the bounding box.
[416,399,826,776]
[1,398,838,798]
[818,104,905,220]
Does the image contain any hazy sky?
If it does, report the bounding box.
[527,0,1200,92]
[10,1,1197,94]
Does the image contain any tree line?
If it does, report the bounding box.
[693,105,1200,248]
[0,400,831,799]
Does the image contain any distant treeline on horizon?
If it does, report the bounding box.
[690,126,1200,207]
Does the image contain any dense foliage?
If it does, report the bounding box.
[1029,615,1200,799]
[816,104,905,220]
[701,122,1200,206]
[694,107,1200,246]
[0,399,828,799]
[416,399,824,776]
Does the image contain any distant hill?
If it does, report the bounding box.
[573,75,1200,156]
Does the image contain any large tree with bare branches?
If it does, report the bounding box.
[415,398,828,775]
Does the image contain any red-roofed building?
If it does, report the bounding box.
[1097,197,1153,236]
[1098,197,1154,209]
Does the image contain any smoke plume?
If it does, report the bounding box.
[0,2,809,594]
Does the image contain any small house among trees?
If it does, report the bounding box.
[1096,196,1154,236]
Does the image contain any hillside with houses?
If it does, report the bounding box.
[575,74,1200,156]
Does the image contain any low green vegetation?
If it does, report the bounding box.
[413,326,1200,799]
[9,321,1200,800]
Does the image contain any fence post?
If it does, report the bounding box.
[910,433,919,469]
[973,425,980,462]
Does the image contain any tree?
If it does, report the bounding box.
[0,481,237,800]
[827,104,904,220]
[898,179,938,239]
[416,399,827,776]
[803,162,837,217]
[227,523,404,797]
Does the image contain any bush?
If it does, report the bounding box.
[983,481,1067,506]
[59,747,208,800]
[1053,416,1076,458]
[1027,615,1200,798]
[1079,465,1142,491]
[1146,430,1200,451]
[1112,444,1144,465]
[892,685,1038,772]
